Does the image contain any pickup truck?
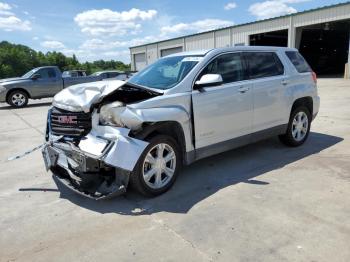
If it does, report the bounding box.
[0,66,101,108]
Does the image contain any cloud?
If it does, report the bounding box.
[74,8,157,36]
[249,0,310,19]
[80,36,161,51]
[60,47,131,63]
[41,40,65,49]
[0,2,31,31]
[161,19,234,36]
[224,2,237,10]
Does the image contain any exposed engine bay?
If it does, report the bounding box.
[44,80,162,199]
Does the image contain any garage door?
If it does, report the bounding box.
[161,47,183,57]
[134,53,146,71]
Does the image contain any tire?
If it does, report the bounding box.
[7,90,29,108]
[130,135,181,197]
[279,106,311,147]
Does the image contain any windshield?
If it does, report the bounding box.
[128,55,202,90]
[22,69,37,78]
[90,72,101,76]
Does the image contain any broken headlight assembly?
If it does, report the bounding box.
[99,101,126,126]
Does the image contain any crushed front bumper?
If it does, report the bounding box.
[42,142,128,200]
[42,125,148,200]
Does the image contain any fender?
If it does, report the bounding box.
[120,106,194,154]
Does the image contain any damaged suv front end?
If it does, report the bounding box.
[42,53,202,199]
[43,81,159,199]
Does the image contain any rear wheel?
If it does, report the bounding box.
[279,106,311,147]
[7,90,28,108]
[130,135,181,197]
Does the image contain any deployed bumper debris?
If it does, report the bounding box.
[42,108,149,200]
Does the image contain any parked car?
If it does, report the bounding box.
[0,66,101,108]
[90,70,129,80]
[62,70,87,78]
[42,46,320,200]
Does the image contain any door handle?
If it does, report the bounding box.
[238,86,249,93]
[281,79,289,86]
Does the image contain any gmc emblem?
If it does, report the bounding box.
[57,115,77,124]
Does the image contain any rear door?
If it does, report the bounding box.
[243,52,287,133]
[192,52,253,150]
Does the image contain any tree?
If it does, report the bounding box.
[0,41,131,78]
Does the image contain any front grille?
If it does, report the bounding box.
[50,107,92,137]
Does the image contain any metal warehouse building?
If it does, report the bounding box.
[129,2,350,77]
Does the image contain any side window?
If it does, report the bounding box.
[37,68,56,79]
[285,51,312,73]
[107,72,118,78]
[115,74,127,80]
[245,52,284,79]
[47,69,56,78]
[200,53,245,84]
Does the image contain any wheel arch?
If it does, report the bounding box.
[291,96,313,117]
[6,88,31,101]
[134,121,186,165]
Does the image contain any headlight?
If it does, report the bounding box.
[99,101,126,126]
[0,85,6,93]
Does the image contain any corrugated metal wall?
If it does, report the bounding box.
[146,44,157,65]
[215,29,231,47]
[130,3,350,71]
[186,32,215,50]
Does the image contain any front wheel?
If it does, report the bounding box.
[279,106,311,147]
[7,90,28,108]
[130,135,181,197]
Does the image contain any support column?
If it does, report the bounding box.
[213,31,216,48]
[145,45,148,65]
[295,27,303,49]
[288,16,296,48]
[346,28,350,78]
[130,51,134,71]
[348,27,350,65]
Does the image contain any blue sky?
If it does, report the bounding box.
[0,0,346,63]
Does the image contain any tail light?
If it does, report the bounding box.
[311,71,317,84]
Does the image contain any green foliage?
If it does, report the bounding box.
[0,41,130,78]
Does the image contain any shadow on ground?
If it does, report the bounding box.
[51,132,342,215]
[0,102,52,110]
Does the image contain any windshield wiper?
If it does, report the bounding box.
[126,82,164,95]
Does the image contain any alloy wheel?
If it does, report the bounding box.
[11,93,26,107]
[292,111,309,141]
[142,143,176,189]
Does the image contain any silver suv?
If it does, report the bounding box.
[42,46,320,199]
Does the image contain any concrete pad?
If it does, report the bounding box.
[0,79,349,262]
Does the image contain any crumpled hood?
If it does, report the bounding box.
[0,77,26,84]
[53,80,125,113]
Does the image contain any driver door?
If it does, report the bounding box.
[192,52,253,154]
[33,68,61,97]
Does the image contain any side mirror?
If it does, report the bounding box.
[31,74,41,80]
[195,74,223,88]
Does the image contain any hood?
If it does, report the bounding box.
[52,80,126,113]
[0,77,27,84]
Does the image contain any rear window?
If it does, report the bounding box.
[244,52,284,79]
[285,51,312,73]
